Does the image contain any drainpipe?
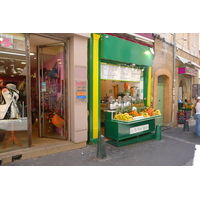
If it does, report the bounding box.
[172,33,176,126]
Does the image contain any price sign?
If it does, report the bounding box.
[75,80,87,102]
[130,124,149,134]
[101,63,141,82]
[177,111,187,124]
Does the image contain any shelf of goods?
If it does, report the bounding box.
[178,107,193,120]
[180,108,193,111]
[104,111,162,147]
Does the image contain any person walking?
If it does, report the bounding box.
[194,97,200,137]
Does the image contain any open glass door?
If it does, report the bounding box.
[37,43,67,139]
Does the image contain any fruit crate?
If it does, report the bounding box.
[104,111,161,146]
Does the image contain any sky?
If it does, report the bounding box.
[1,1,199,34]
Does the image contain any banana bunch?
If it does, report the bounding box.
[138,112,150,118]
[114,113,133,121]
[152,109,161,116]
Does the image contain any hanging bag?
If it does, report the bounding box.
[48,62,59,79]
[51,114,64,128]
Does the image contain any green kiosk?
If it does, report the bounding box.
[88,33,161,146]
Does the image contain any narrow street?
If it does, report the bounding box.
[2,125,200,166]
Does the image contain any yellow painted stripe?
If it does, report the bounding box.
[92,34,100,138]
[147,66,152,107]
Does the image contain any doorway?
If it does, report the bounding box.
[37,44,67,139]
[30,34,68,140]
[156,76,165,126]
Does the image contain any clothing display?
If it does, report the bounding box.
[0,84,19,119]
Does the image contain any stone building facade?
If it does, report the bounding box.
[152,33,199,127]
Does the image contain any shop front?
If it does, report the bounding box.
[88,33,161,145]
[0,33,89,160]
[178,65,198,124]
[0,33,29,152]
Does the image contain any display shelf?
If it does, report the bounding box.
[113,115,161,124]
[104,111,161,147]
[179,108,193,111]
[178,108,192,120]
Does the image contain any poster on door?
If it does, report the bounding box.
[41,82,46,92]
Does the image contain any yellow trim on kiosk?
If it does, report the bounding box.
[147,66,152,107]
[92,34,100,139]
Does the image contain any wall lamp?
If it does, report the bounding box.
[144,50,150,55]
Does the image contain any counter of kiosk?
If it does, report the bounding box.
[104,110,162,147]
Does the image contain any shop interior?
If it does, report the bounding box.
[100,64,144,135]
[0,34,67,153]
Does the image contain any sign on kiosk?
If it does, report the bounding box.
[101,63,141,82]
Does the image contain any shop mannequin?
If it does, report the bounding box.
[0,83,19,119]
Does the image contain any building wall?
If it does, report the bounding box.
[152,36,173,125]
[176,33,199,116]
[68,34,89,143]
[152,33,199,126]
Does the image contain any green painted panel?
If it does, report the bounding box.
[100,34,153,66]
[155,83,164,126]
[143,67,148,106]
[104,111,158,141]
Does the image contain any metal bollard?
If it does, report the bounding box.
[183,120,189,131]
[155,125,162,140]
[96,135,107,159]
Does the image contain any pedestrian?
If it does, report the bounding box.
[194,96,200,137]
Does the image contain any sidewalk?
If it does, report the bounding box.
[2,121,200,166]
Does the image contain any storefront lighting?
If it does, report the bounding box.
[21,61,26,64]
[0,51,26,56]
[128,33,155,43]
[144,50,150,55]
[0,50,34,56]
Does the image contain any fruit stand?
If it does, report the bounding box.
[178,101,194,122]
[104,110,161,147]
